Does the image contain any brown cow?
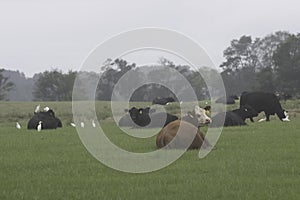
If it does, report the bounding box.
[156,106,212,150]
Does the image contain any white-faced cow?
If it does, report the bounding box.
[27,109,62,129]
[152,97,175,105]
[210,105,258,127]
[181,106,212,127]
[156,106,212,150]
[240,91,288,122]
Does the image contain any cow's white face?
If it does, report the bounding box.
[282,111,290,122]
[193,105,212,125]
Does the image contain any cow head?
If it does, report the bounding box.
[126,107,155,127]
[278,109,289,121]
[186,105,212,127]
[46,109,55,117]
[239,105,259,120]
[282,110,290,121]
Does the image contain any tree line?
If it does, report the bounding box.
[0,31,299,101]
[220,31,300,96]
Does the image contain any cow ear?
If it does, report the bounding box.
[187,111,194,118]
[204,105,211,111]
[144,107,152,113]
[194,105,202,114]
[124,109,129,113]
[150,108,156,113]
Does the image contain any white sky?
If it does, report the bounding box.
[0,0,300,77]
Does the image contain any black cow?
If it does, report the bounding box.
[152,97,175,105]
[149,112,178,128]
[118,107,178,128]
[240,91,288,122]
[215,95,238,104]
[27,109,62,129]
[210,105,258,127]
[128,107,153,127]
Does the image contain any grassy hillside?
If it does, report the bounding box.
[0,100,299,200]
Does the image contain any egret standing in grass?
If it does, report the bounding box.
[16,122,21,129]
[70,122,76,127]
[80,122,85,128]
[37,121,42,132]
[34,104,40,113]
[92,120,96,128]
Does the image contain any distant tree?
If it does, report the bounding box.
[220,32,292,95]
[220,35,258,94]
[97,59,136,100]
[253,31,291,70]
[33,70,77,101]
[254,67,276,92]
[0,69,15,100]
[221,36,258,71]
[273,34,300,94]
[2,69,33,101]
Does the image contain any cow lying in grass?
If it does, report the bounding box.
[118,105,212,129]
[152,97,176,105]
[215,95,238,105]
[210,105,258,127]
[156,106,212,150]
[118,107,178,128]
[27,109,62,130]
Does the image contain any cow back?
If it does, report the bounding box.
[156,120,208,149]
[240,91,286,119]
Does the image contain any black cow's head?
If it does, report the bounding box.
[277,109,289,121]
[126,107,155,127]
[237,105,259,121]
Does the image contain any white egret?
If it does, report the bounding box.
[92,120,96,128]
[43,107,50,112]
[16,122,21,129]
[37,121,42,132]
[70,122,76,127]
[34,104,40,113]
[80,122,85,128]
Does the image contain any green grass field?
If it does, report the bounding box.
[0,101,300,200]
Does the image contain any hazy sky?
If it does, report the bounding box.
[1,0,300,77]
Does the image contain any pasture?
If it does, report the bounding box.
[0,101,300,200]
